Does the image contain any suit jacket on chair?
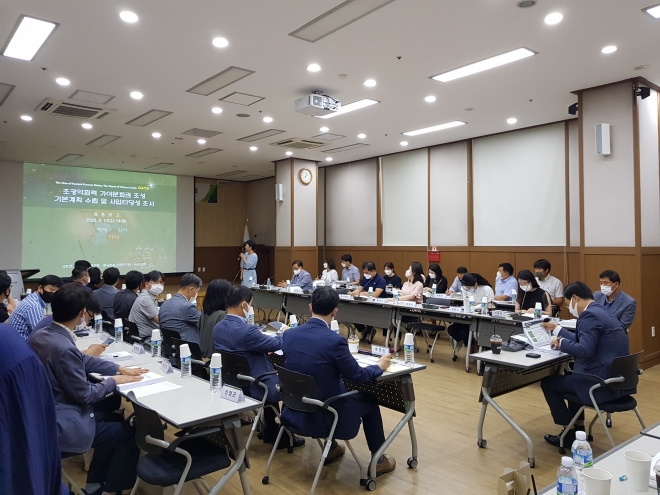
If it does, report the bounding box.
[281,317,383,440]
[557,304,631,405]
[28,322,120,453]
[593,290,637,331]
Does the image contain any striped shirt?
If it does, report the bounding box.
[7,292,46,340]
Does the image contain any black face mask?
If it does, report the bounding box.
[40,290,54,304]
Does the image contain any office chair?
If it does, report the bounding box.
[558,351,646,453]
[100,310,114,332]
[263,365,368,494]
[120,319,146,344]
[159,327,180,360]
[171,337,208,380]
[126,392,231,495]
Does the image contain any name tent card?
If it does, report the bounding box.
[160,360,174,374]
[100,331,111,342]
[339,294,354,300]
[398,301,417,307]
[132,343,145,354]
[371,345,389,356]
[220,385,245,403]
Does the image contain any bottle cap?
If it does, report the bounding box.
[404,333,415,346]
[330,319,339,331]
[151,329,161,341]
[469,295,474,301]
[210,353,222,369]
[535,302,542,309]
[575,431,586,441]
[166,294,172,299]
[114,318,123,327]
[180,343,191,358]
[95,313,102,319]
[289,315,297,325]
[561,456,574,467]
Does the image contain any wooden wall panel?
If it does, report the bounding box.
[194,247,243,284]
[514,252,567,285]
[292,247,319,279]
[195,182,246,247]
[469,251,516,284]
[274,247,293,285]
[641,255,660,365]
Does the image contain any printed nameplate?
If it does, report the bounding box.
[160,360,174,374]
[220,385,245,403]
[339,294,354,300]
[448,306,464,313]
[132,343,145,354]
[397,301,417,307]
[371,345,389,356]
[101,331,111,342]
[289,286,303,293]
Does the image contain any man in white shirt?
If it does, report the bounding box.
[534,259,564,314]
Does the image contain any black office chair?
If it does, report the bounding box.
[159,327,180,360]
[100,309,114,332]
[558,351,646,453]
[121,319,146,344]
[263,365,368,494]
[219,351,293,452]
[126,391,231,495]
[171,337,208,380]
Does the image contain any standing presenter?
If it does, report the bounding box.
[240,240,258,287]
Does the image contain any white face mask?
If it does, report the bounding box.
[384,269,392,276]
[568,298,579,318]
[363,273,372,280]
[148,283,164,296]
[405,269,412,278]
[242,303,250,319]
[520,284,532,293]
[428,272,436,280]
[293,269,301,276]
[341,263,346,268]
[323,263,328,269]
[600,285,613,296]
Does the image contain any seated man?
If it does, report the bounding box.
[95,267,120,319]
[113,270,143,320]
[593,270,636,331]
[350,261,387,342]
[29,283,147,495]
[8,275,63,340]
[341,254,361,286]
[213,285,304,448]
[534,259,565,313]
[540,282,630,447]
[446,266,468,295]
[278,260,313,291]
[71,267,92,292]
[282,287,396,475]
[129,270,164,339]
[159,273,202,343]
[0,272,12,323]
[494,262,518,301]
[62,260,91,284]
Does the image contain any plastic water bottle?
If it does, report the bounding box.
[557,456,578,495]
[248,276,253,287]
[180,344,192,380]
[534,302,542,319]
[468,295,475,313]
[368,287,374,300]
[266,278,271,288]
[247,306,255,326]
[481,297,488,314]
[403,333,415,365]
[511,289,517,303]
[289,315,298,329]
[114,318,123,342]
[432,283,437,293]
[210,353,222,393]
[286,280,291,291]
[151,329,161,360]
[346,277,350,287]
[94,313,102,334]
[393,289,399,304]
[571,431,593,495]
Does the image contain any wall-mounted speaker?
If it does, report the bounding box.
[275,183,284,202]
[596,123,611,156]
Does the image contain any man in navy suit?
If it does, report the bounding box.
[213,285,304,449]
[593,270,637,331]
[281,287,396,476]
[540,281,630,447]
[29,283,147,495]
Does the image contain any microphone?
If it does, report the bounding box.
[262,274,277,284]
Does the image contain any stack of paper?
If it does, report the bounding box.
[100,351,133,362]
[102,371,166,392]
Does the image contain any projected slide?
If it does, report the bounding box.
[22,163,177,276]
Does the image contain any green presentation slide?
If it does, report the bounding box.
[22,163,177,277]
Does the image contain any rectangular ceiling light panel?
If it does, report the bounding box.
[316,99,378,119]
[219,92,265,106]
[0,83,16,106]
[145,162,173,170]
[237,129,286,142]
[69,90,115,105]
[289,0,397,43]
[182,128,222,138]
[86,135,121,147]
[186,148,222,158]
[431,47,537,82]
[643,3,660,18]
[56,154,83,163]
[125,109,173,126]
[321,143,369,153]
[186,67,255,96]
[312,133,346,141]
[403,120,466,136]
[2,15,59,61]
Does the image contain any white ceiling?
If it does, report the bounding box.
[1,0,659,181]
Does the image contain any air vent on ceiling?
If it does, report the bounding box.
[216,170,246,178]
[36,98,116,119]
[321,143,369,153]
[270,137,326,149]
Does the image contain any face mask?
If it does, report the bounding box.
[405,269,412,278]
[428,272,436,280]
[148,284,164,296]
[496,271,502,280]
[341,263,346,268]
[364,273,372,280]
[568,298,579,318]
[293,269,301,276]
[535,271,544,280]
[323,263,328,269]
[384,269,392,276]
[600,285,613,296]
[40,290,54,304]
[520,284,532,293]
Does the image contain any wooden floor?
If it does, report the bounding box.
[62,329,660,494]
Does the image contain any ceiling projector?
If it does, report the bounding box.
[294,92,341,116]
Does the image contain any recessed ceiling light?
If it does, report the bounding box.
[55,77,70,86]
[516,0,537,7]
[317,98,379,119]
[325,157,333,162]
[307,63,321,72]
[263,116,273,123]
[431,47,537,82]
[212,107,223,114]
[364,79,377,87]
[643,4,660,18]
[81,122,93,129]
[464,107,474,111]
[357,133,366,139]
[212,37,229,48]
[320,126,329,132]
[250,146,258,151]
[507,117,517,124]
[402,120,466,136]
[635,64,650,70]
[21,115,32,121]
[130,91,143,100]
[424,95,436,103]
[2,15,59,61]
[285,151,293,156]
[601,45,617,54]
[544,13,563,24]
[152,132,161,138]
[119,11,138,23]
[400,141,408,146]
[198,139,207,144]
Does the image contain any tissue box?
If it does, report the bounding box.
[498,462,531,495]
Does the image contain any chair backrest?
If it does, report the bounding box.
[275,365,320,413]
[126,391,165,454]
[160,328,180,358]
[219,351,253,389]
[608,351,644,390]
[121,319,140,343]
[101,309,111,322]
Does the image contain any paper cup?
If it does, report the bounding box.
[404,333,415,346]
[210,353,222,369]
[289,315,297,326]
[330,319,339,331]
[166,294,172,300]
[624,450,652,492]
[151,329,161,342]
[583,468,612,495]
[179,343,191,358]
[26,288,32,294]
[121,284,127,290]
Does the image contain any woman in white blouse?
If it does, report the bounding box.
[319,258,338,284]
